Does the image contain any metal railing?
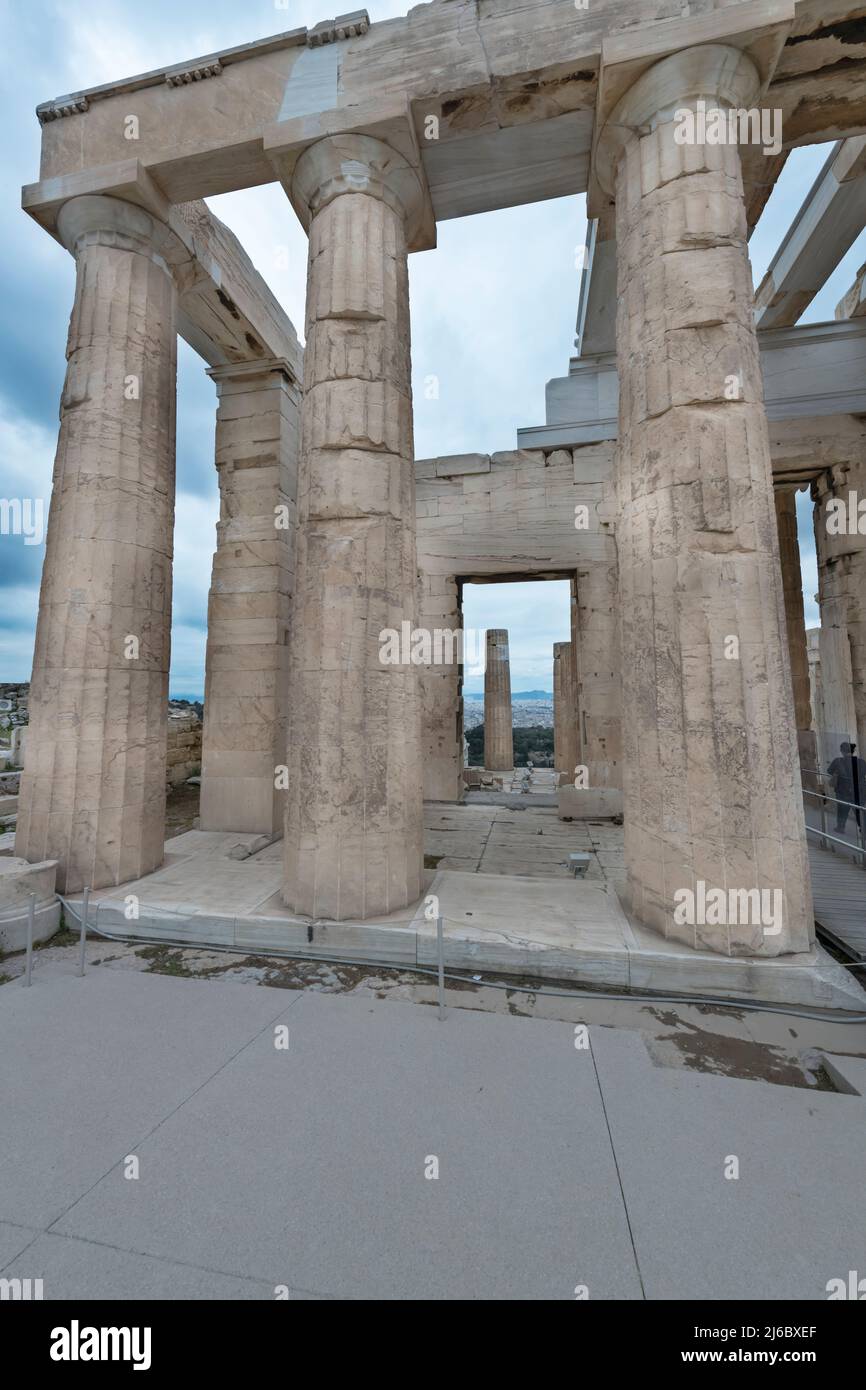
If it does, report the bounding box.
[802,767,866,868]
[20,883,89,988]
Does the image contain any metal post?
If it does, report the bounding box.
[24,892,35,987]
[819,790,828,853]
[78,886,89,977]
[436,914,445,1021]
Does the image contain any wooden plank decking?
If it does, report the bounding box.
[808,842,866,959]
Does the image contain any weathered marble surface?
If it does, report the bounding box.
[774,488,817,781]
[281,135,424,920]
[16,196,190,892]
[484,629,513,772]
[553,641,579,781]
[199,361,299,836]
[813,460,866,767]
[598,45,813,957]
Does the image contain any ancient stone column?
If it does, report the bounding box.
[774,488,818,784]
[280,135,424,919]
[484,629,513,771]
[16,195,189,892]
[199,360,300,835]
[571,442,622,790]
[596,45,813,956]
[418,570,463,802]
[553,642,579,782]
[812,462,866,768]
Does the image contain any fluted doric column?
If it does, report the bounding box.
[596,45,813,956]
[484,629,513,771]
[16,195,189,892]
[553,641,579,781]
[774,488,817,783]
[280,135,424,919]
[812,462,866,768]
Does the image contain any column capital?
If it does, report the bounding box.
[56,194,193,284]
[288,133,428,247]
[594,43,761,199]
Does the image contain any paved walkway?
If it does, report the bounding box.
[2,963,866,1300]
[425,802,624,882]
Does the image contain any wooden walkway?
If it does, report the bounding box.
[808,841,866,959]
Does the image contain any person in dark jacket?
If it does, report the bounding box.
[827,742,866,836]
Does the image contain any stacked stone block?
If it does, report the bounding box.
[199,361,299,835]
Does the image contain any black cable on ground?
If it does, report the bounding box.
[52,894,866,1026]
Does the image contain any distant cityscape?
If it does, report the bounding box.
[462,688,552,700]
[170,690,556,734]
[463,694,553,730]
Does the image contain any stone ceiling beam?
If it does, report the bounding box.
[768,3,866,147]
[755,136,866,329]
[768,413,866,484]
[172,201,302,373]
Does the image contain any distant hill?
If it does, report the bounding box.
[464,689,551,700]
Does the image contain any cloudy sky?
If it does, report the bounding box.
[1,0,863,696]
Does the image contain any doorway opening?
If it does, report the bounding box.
[458,576,572,771]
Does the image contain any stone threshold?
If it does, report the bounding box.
[61,835,866,1014]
